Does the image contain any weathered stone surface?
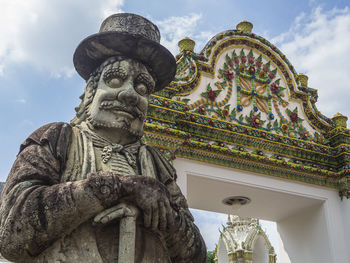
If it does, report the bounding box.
[0,13,206,263]
[0,182,4,197]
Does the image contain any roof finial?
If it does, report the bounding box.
[298,73,308,87]
[178,37,196,52]
[227,214,232,226]
[236,20,253,33]
[332,113,348,128]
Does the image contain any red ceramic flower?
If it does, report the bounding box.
[268,72,275,79]
[250,115,261,128]
[228,60,234,67]
[208,90,217,101]
[224,69,235,80]
[234,57,240,64]
[270,82,280,94]
[289,112,298,123]
[198,105,206,114]
[256,61,262,68]
[241,56,247,63]
[263,66,268,72]
[248,66,256,75]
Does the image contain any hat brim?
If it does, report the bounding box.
[73,31,176,91]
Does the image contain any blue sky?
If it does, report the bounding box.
[0,0,349,256]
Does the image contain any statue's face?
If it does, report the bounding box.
[86,58,155,137]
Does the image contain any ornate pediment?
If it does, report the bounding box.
[168,21,335,141]
[145,20,350,199]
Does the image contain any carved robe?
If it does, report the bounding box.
[0,122,206,263]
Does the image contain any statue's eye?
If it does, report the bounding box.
[103,67,127,88]
[134,73,155,95]
[134,83,148,96]
[107,77,122,88]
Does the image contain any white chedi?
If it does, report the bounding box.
[215,215,276,263]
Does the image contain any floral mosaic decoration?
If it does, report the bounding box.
[179,48,323,142]
[148,25,350,199]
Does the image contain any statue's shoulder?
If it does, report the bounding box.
[19,122,73,158]
[142,144,177,182]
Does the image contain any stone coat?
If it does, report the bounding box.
[0,122,206,263]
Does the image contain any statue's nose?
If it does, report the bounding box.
[117,86,139,106]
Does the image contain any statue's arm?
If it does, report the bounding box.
[165,180,207,263]
[142,145,206,262]
[0,123,118,261]
[167,181,207,263]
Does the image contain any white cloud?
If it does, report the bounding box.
[16,98,26,103]
[272,6,350,119]
[0,0,124,78]
[0,4,212,77]
[155,13,214,55]
[191,209,227,251]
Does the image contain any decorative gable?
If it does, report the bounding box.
[170,21,333,141]
[145,20,350,200]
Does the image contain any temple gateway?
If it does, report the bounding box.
[144,20,350,262]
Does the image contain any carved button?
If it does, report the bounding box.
[100,185,111,196]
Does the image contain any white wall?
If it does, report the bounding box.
[277,204,331,263]
[173,158,350,263]
[340,200,350,260]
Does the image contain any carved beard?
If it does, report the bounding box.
[85,107,144,138]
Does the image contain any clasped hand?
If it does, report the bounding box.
[93,175,176,232]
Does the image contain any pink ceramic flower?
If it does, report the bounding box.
[248,57,254,64]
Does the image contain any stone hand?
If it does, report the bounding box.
[87,172,123,208]
[120,175,176,232]
[87,173,175,231]
[93,203,139,225]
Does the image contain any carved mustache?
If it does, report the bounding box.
[99,100,145,120]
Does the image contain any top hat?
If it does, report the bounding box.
[73,13,176,91]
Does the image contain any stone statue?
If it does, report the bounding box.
[0,13,206,263]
